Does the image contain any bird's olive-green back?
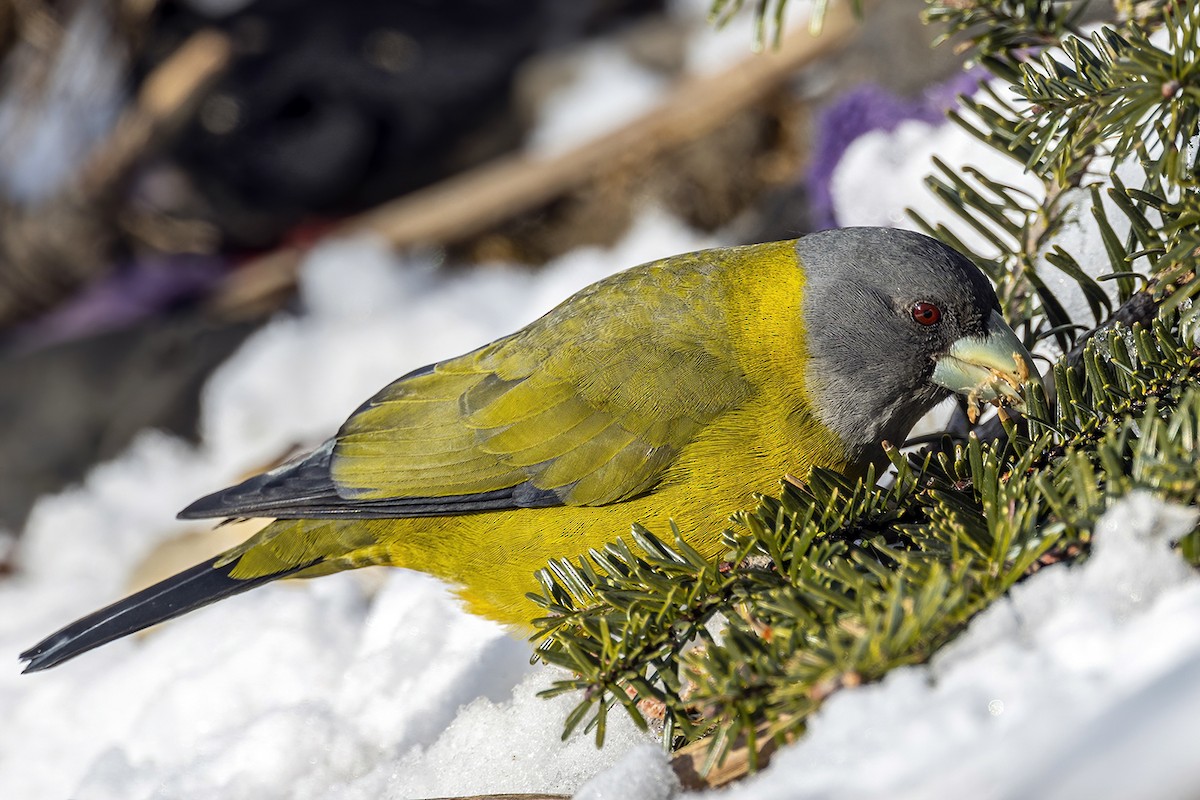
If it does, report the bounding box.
[331,241,808,507]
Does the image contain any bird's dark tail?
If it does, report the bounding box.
[19,556,306,673]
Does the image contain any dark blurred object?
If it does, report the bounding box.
[0,0,661,329]
[140,0,664,248]
[0,313,257,533]
[213,10,864,309]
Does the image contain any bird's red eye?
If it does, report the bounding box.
[912,302,942,326]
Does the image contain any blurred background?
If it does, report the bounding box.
[0,0,967,555]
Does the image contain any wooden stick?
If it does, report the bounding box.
[350,4,858,246]
[81,28,231,194]
[669,716,796,790]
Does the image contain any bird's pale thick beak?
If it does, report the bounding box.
[932,310,1040,412]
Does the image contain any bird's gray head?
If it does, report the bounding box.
[797,227,1035,467]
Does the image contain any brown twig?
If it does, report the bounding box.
[669,716,797,790]
[81,28,231,193]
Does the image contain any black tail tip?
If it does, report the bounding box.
[18,555,309,673]
[176,489,227,520]
[19,635,73,673]
[18,556,275,674]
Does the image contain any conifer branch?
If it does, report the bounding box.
[528,0,1200,781]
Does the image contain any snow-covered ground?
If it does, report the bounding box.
[4,9,1200,800]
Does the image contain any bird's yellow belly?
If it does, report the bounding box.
[387,400,847,628]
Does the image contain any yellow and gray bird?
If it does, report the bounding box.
[21,227,1035,672]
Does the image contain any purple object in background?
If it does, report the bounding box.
[807,68,986,231]
[8,256,228,353]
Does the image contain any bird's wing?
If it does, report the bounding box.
[180,256,754,520]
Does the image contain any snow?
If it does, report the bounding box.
[375,674,657,800]
[1031,151,1162,331]
[526,45,668,156]
[832,115,1044,250]
[575,744,678,800]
